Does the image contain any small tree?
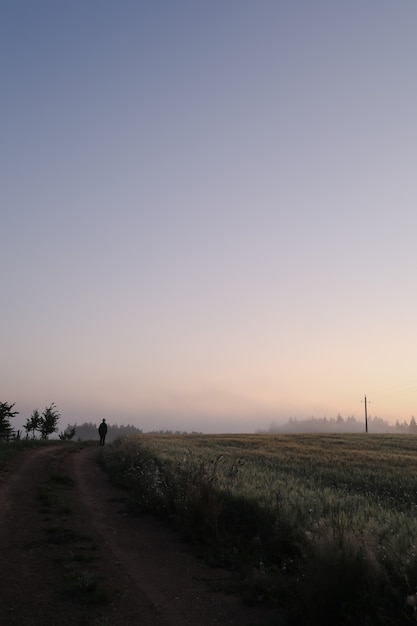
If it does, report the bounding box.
[39,403,61,439]
[24,409,41,438]
[0,402,19,438]
[59,425,76,440]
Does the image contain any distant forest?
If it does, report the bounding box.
[62,415,417,442]
[262,414,417,435]
[63,422,201,442]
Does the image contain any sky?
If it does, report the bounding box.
[2,1,417,434]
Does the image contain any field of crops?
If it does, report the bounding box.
[101,433,417,625]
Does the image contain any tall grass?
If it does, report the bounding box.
[101,433,417,624]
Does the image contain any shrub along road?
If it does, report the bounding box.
[0,444,273,625]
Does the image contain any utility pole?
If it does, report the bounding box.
[363,395,369,433]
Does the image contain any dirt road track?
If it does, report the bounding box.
[0,445,274,625]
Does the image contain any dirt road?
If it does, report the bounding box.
[0,445,274,625]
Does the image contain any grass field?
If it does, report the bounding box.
[101,433,417,625]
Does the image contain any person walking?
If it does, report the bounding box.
[98,419,108,446]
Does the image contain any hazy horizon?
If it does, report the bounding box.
[3,2,417,434]
[10,401,409,436]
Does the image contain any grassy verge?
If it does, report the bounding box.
[0,438,45,470]
[100,433,417,625]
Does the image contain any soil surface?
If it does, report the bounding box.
[0,445,275,625]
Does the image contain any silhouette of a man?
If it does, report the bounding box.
[98,419,108,446]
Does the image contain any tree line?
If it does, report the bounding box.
[62,422,143,443]
[63,423,202,442]
[0,401,61,440]
[263,414,417,434]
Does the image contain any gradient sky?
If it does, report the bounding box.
[2,1,417,433]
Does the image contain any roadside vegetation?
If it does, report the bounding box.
[100,433,417,625]
[0,400,62,442]
[0,400,63,470]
